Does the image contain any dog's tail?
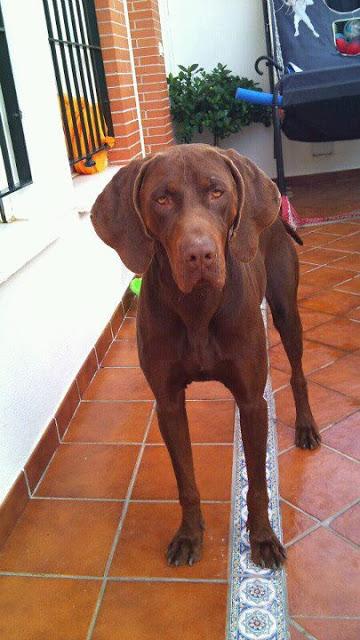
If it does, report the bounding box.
[281,219,303,246]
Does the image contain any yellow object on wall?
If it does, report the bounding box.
[62,96,114,175]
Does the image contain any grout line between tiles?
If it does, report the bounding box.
[282,494,360,550]
[102,365,140,369]
[31,496,126,503]
[60,441,234,446]
[0,571,103,580]
[85,401,156,640]
[293,614,360,620]
[30,496,230,505]
[321,443,360,464]
[289,618,318,640]
[0,570,228,584]
[106,576,229,584]
[54,417,61,442]
[323,522,360,552]
[280,497,320,524]
[23,471,32,498]
[284,523,321,549]
[323,497,360,526]
[80,398,234,404]
[60,403,83,442]
[30,448,62,497]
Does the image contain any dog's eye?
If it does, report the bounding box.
[156,195,169,205]
[210,189,224,199]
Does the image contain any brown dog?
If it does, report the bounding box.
[91,144,320,569]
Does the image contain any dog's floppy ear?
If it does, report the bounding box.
[219,149,281,262]
[91,156,154,274]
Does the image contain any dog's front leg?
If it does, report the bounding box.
[234,392,286,569]
[156,389,204,566]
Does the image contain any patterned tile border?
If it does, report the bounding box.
[227,304,288,640]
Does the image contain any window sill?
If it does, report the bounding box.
[0,218,60,285]
[0,166,120,285]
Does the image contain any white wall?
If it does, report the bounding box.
[160,0,360,177]
[0,1,131,502]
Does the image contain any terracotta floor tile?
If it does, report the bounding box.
[0,576,100,640]
[116,317,136,340]
[92,582,228,640]
[110,502,230,578]
[304,316,360,351]
[83,368,153,401]
[279,446,360,520]
[126,298,138,317]
[295,242,309,255]
[336,274,360,294]
[300,265,354,290]
[102,340,139,366]
[64,401,153,443]
[36,444,139,498]
[298,307,334,331]
[95,323,113,365]
[280,501,316,545]
[317,221,360,235]
[110,303,125,335]
[294,618,360,640]
[309,352,360,400]
[333,252,360,272]
[76,348,98,397]
[288,623,307,640]
[148,400,235,443]
[301,231,338,247]
[277,421,296,453]
[132,445,233,501]
[298,262,317,276]
[299,247,348,266]
[270,340,344,375]
[348,306,360,321]
[287,528,360,616]
[322,411,360,460]
[55,381,80,438]
[275,381,359,429]
[297,283,318,301]
[271,367,289,392]
[300,289,359,315]
[330,503,360,546]
[326,232,360,253]
[268,324,281,347]
[186,380,232,400]
[0,500,122,575]
[25,419,59,493]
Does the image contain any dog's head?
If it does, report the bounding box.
[91,144,280,294]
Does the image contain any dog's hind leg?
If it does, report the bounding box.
[265,234,321,449]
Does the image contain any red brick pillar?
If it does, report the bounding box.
[95,0,144,163]
[127,0,174,155]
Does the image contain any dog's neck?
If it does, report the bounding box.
[150,245,231,366]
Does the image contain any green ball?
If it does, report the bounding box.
[130,277,142,296]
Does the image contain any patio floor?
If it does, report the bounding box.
[0,220,359,639]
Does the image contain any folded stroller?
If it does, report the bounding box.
[237,1,360,226]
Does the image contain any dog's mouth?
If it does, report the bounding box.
[174,264,226,295]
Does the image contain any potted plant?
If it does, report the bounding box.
[167,63,271,146]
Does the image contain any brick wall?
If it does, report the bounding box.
[127,0,173,155]
[95,0,173,163]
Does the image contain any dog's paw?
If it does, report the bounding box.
[295,423,321,450]
[167,531,203,567]
[250,532,286,569]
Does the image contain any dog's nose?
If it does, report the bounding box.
[183,238,217,269]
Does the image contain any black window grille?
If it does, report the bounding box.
[0,4,32,223]
[43,0,114,169]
